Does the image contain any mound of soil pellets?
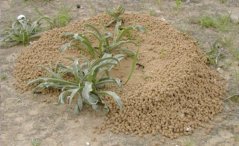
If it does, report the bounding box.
[13,13,225,138]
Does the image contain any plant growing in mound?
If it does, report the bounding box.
[61,23,143,57]
[1,15,48,46]
[28,53,124,113]
[106,5,125,27]
[60,22,144,83]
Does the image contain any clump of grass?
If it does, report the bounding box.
[149,9,157,16]
[207,42,225,66]
[199,13,233,31]
[229,47,239,61]
[0,73,7,81]
[35,6,72,28]
[51,7,72,28]
[0,15,48,46]
[228,95,239,103]
[207,36,238,66]
[219,0,227,4]
[234,134,239,142]
[216,36,239,61]
[155,0,161,5]
[29,54,124,113]
[229,70,239,102]
[199,16,216,28]
[0,6,72,47]
[31,138,41,146]
[175,0,182,10]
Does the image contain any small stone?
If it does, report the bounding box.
[185,127,192,132]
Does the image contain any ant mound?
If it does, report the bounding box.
[14,13,225,138]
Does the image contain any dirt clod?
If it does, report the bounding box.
[13,13,225,138]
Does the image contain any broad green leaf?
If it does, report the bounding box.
[74,95,83,113]
[96,77,121,87]
[90,57,119,72]
[72,59,83,81]
[100,91,123,109]
[109,40,137,50]
[125,48,139,84]
[113,21,122,42]
[103,105,110,113]
[91,62,117,76]
[134,25,145,32]
[116,48,136,57]
[92,104,99,111]
[58,91,68,104]
[82,82,99,105]
[85,24,102,40]
[28,77,77,86]
[113,54,125,62]
[40,66,62,78]
[67,88,80,104]
[73,34,95,57]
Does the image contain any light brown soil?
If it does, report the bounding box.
[13,13,225,138]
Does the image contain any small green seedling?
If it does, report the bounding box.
[175,0,182,10]
[216,36,239,61]
[200,16,216,28]
[155,0,161,5]
[231,48,239,60]
[31,138,41,146]
[29,54,124,113]
[149,9,157,16]
[51,7,72,28]
[1,15,48,46]
[219,0,227,4]
[207,36,238,66]
[106,5,125,27]
[234,134,239,142]
[228,95,239,103]
[207,40,225,66]
[0,73,7,81]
